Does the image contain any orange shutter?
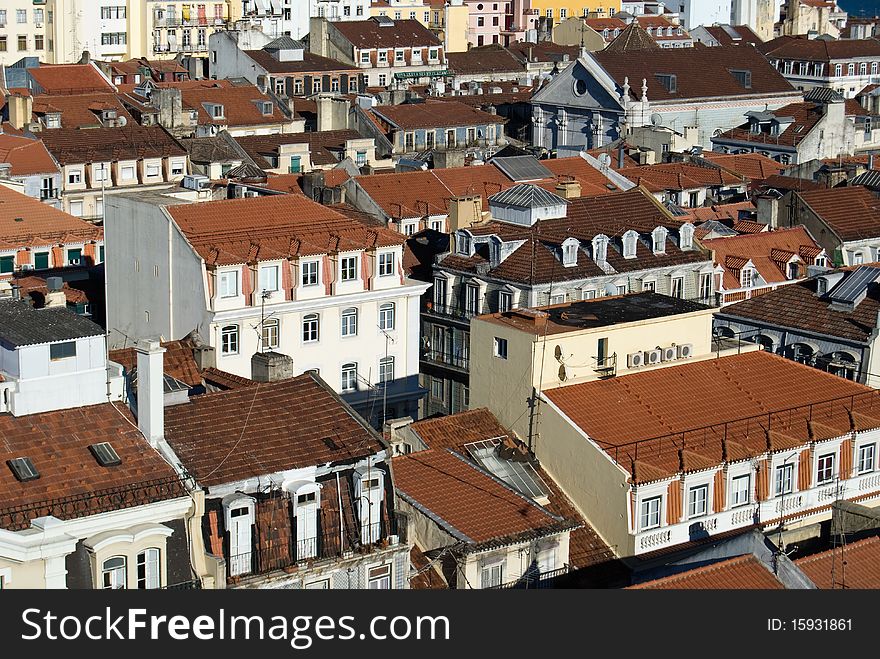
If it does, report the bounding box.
[281,259,292,301]
[756,459,769,501]
[360,252,370,290]
[397,259,405,285]
[15,249,30,266]
[666,480,682,525]
[83,243,96,266]
[798,448,812,491]
[241,264,253,304]
[51,246,64,268]
[322,255,332,295]
[206,270,214,300]
[630,489,636,530]
[839,438,853,481]
[713,470,726,513]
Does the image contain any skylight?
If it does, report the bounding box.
[465,439,550,500]
[7,457,40,482]
[89,442,122,467]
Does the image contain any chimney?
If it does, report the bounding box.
[7,93,34,131]
[555,179,581,199]
[135,340,166,447]
[447,195,482,231]
[617,145,625,169]
[251,350,294,382]
[44,276,65,308]
[192,344,216,370]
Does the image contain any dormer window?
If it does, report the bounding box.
[354,468,384,544]
[651,227,668,254]
[680,223,694,250]
[741,267,754,288]
[259,101,273,116]
[456,231,471,256]
[562,238,579,267]
[45,113,61,129]
[592,235,609,264]
[729,69,752,89]
[654,73,677,93]
[817,277,828,296]
[622,230,639,259]
[204,103,225,119]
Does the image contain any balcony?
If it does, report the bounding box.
[421,349,469,372]
[423,302,476,321]
[592,353,617,379]
[487,565,569,589]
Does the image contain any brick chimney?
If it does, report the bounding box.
[251,351,295,382]
[447,195,483,231]
[555,178,581,199]
[136,339,166,448]
[7,93,33,131]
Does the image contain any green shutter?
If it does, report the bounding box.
[68,248,82,265]
[0,256,13,274]
[34,252,49,269]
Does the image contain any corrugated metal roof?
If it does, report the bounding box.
[488,183,567,209]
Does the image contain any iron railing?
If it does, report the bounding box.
[423,302,477,320]
[487,565,570,590]
[162,579,202,590]
[421,349,470,370]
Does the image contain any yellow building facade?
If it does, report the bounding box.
[530,1,620,20]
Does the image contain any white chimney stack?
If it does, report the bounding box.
[135,339,165,447]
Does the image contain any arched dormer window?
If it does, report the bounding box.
[562,237,579,267]
[679,223,695,250]
[622,230,639,259]
[592,234,609,264]
[652,226,669,254]
[456,230,473,256]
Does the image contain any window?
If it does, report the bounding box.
[68,170,82,184]
[121,165,135,181]
[301,260,319,287]
[171,162,185,176]
[429,48,438,61]
[368,564,391,589]
[341,307,358,337]
[49,341,76,361]
[341,256,357,281]
[848,63,855,76]
[219,270,239,298]
[480,563,503,589]
[433,277,447,307]
[775,463,793,496]
[688,484,708,518]
[465,284,479,314]
[137,549,160,589]
[0,10,5,27]
[431,377,445,401]
[102,557,127,589]
[360,51,370,64]
[35,252,49,270]
[817,453,835,484]
[493,337,508,359]
[378,50,388,63]
[66,248,82,265]
[642,280,656,292]
[259,265,279,292]
[70,201,84,217]
[582,289,595,300]
[0,37,6,52]
[670,276,684,298]
[0,255,13,274]
[356,150,367,166]
[731,474,750,507]
[699,273,712,300]
[741,268,753,288]
[16,9,27,24]
[302,314,319,342]
[563,242,578,266]
[853,251,864,265]
[101,32,127,46]
[858,444,876,474]
[379,303,395,331]
[306,579,330,589]
[341,363,358,392]
[146,163,160,178]
[498,291,512,313]
[395,49,404,63]
[221,325,239,355]
[640,496,661,530]
[35,34,44,50]
[379,356,394,383]
[378,252,394,277]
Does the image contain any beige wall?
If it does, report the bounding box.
[551,18,606,49]
[0,556,48,589]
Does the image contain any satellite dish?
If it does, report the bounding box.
[554,345,563,361]
[650,113,663,126]
[597,153,612,168]
[558,364,568,381]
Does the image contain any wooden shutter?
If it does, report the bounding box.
[83,243,96,265]
[839,438,853,481]
[712,470,725,513]
[756,459,769,501]
[281,259,293,301]
[241,264,253,305]
[666,480,682,525]
[360,253,370,290]
[322,255,332,295]
[51,245,64,267]
[798,448,812,491]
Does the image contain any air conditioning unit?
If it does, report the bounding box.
[628,351,644,368]
[646,349,662,365]
[21,264,34,271]
[244,190,260,198]
[677,343,694,359]
[662,346,677,361]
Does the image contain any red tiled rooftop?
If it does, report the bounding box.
[28,64,115,95]
[795,536,880,589]
[0,185,102,248]
[628,554,784,589]
[372,101,504,131]
[700,153,785,181]
[109,340,202,388]
[796,186,880,242]
[32,93,135,129]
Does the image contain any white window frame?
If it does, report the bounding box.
[493,337,508,359]
[302,313,320,343]
[102,556,127,589]
[687,484,708,519]
[378,251,395,277]
[378,302,395,331]
[219,270,239,298]
[262,318,279,350]
[379,356,394,383]
[341,255,358,281]
[731,474,750,507]
[775,463,793,496]
[341,362,358,392]
[817,452,835,484]
[367,563,391,589]
[640,496,661,530]
[480,561,504,589]
[858,443,876,474]
[498,290,512,313]
[259,264,279,293]
[136,548,161,589]
[221,325,239,355]
[341,307,358,337]
[301,260,320,287]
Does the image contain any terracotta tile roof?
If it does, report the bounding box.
[794,536,880,589]
[0,184,103,248]
[702,226,822,289]
[329,202,385,227]
[628,554,784,589]
[233,130,362,168]
[14,276,90,306]
[164,372,385,487]
[604,21,663,52]
[506,41,580,64]
[716,102,828,148]
[760,35,880,62]
[797,186,880,242]
[409,408,618,571]
[617,163,742,192]
[27,64,115,95]
[441,187,709,285]
[32,93,135,129]
[244,49,359,76]
[0,402,186,531]
[0,133,59,176]
[258,173,305,194]
[594,46,795,102]
[179,82,290,128]
[109,341,202,388]
[700,25,763,46]
[372,101,504,131]
[683,201,756,224]
[446,46,526,76]
[200,367,259,391]
[39,125,187,166]
[332,18,441,48]
[544,350,875,483]
[409,545,448,589]
[757,174,827,193]
[166,194,403,265]
[700,153,785,181]
[109,58,189,77]
[718,272,880,342]
[393,448,577,548]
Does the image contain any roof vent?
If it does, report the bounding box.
[89,442,122,467]
[8,457,39,482]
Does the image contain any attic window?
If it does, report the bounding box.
[562,239,578,267]
[654,74,676,94]
[651,226,668,254]
[8,457,39,482]
[729,69,752,89]
[89,442,122,467]
[261,101,273,116]
[623,231,638,259]
[45,113,61,129]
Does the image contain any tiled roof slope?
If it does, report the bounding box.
[0,184,102,247]
[795,536,880,589]
[0,403,185,530]
[164,372,385,486]
[700,25,763,46]
[244,49,358,75]
[760,36,880,62]
[0,133,59,176]
[332,18,441,48]
[109,340,202,388]
[393,449,577,548]
[617,163,742,192]
[700,153,785,180]
[233,130,363,168]
[594,46,795,102]
[702,226,822,289]
[39,125,186,166]
[32,93,135,129]
[718,274,880,342]
[797,186,880,242]
[715,102,826,148]
[372,101,504,130]
[409,409,617,571]
[604,21,662,52]
[629,554,784,589]
[166,194,403,265]
[544,350,874,482]
[684,201,756,225]
[179,82,290,127]
[446,46,525,75]
[28,64,115,95]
